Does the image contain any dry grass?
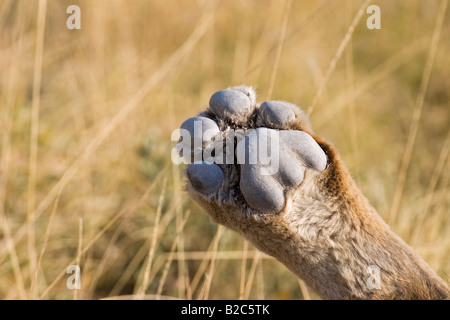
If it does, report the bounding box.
[0,0,449,300]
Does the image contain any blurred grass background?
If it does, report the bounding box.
[0,0,449,299]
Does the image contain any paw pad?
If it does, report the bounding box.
[209,88,255,123]
[257,101,296,128]
[176,86,327,214]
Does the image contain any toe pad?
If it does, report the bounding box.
[187,162,224,195]
[209,89,255,122]
[258,101,296,128]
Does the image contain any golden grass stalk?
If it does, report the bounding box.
[307,0,371,115]
[27,0,47,297]
[389,0,448,225]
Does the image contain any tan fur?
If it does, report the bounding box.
[187,111,450,300]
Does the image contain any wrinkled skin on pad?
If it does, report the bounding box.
[181,86,328,215]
